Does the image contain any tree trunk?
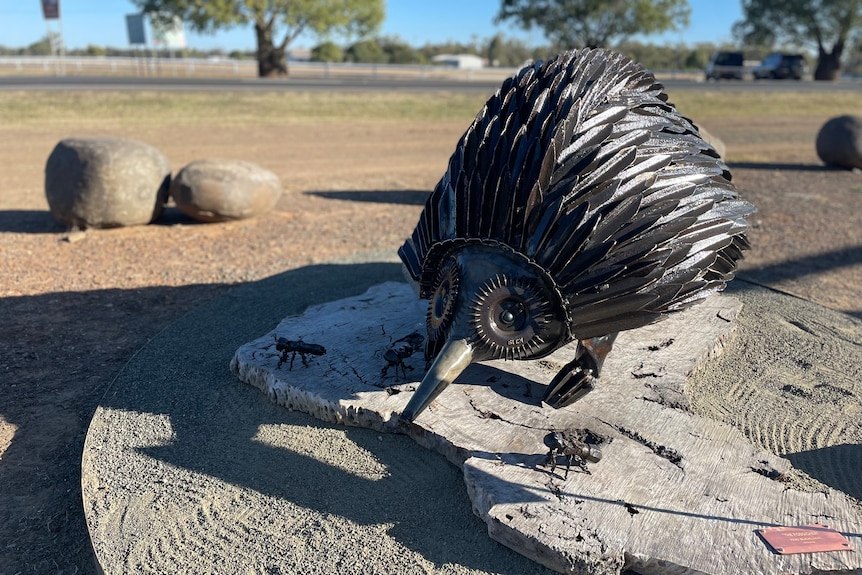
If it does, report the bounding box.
[814,44,843,81]
[254,22,288,78]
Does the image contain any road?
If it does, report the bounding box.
[1,73,859,93]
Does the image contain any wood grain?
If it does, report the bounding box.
[231,281,862,575]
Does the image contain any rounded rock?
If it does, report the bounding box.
[45,137,171,228]
[170,159,283,223]
[816,115,862,170]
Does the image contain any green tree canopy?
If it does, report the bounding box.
[733,0,862,80]
[379,37,428,64]
[495,0,691,50]
[345,39,386,63]
[311,41,343,63]
[26,35,54,56]
[133,0,384,77]
[485,33,535,66]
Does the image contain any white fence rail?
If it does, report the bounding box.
[0,55,704,82]
[0,55,520,82]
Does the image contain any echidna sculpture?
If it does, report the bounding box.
[398,48,754,422]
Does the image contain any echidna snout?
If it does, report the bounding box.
[400,244,568,422]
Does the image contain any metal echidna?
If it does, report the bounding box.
[398,48,754,422]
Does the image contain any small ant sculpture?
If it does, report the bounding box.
[275,336,326,370]
[381,331,424,379]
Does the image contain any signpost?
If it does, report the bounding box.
[40,0,65,75]
[125,13,147,46]
[150,14,187,76]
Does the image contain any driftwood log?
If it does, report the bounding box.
[231,281,861,575]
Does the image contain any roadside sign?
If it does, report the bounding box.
[151,15,187,49]
[41,0,60,19]
[126,13,147,46]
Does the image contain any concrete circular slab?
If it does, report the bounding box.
[81,253,862,575]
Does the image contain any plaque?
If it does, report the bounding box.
[757,524,854,555]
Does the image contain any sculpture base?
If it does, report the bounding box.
[231,282,862,575]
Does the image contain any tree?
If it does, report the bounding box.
[345,39,386,63]
[133,0,384,77]
[733,0,862,80]
[26,35,54,56]
[311,41,343,62]
[485,33,534,67]
[683,45,710,70]
[84,44,107,57]
[495,0,691,50]
[379,37,427,64]
[848,36,862,74]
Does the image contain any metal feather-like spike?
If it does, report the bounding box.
[398,49,755,422]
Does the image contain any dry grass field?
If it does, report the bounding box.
[1,87,860,574]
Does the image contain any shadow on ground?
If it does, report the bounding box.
[0,210,65,233]
[306,189,430,205]
[727,162,844,172]
[739,244,862,318]
[0,282,230,574]
[786,444,862,502]
[0,207,200,234]
[88,261,559,574]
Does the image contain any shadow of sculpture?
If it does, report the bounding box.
[93,261,555,574]
[785,444,862,502]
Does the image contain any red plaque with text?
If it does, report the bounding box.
[757,524,854,555]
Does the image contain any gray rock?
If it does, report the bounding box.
[170,159,282,223]
[45,137,171,229]
[816,114,862,170]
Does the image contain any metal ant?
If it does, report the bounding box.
[381,331,424,379]
[275,336,326,370]
[544,430,603,478]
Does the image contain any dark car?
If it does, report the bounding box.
[705,51,744,80]
[753,53,806,79]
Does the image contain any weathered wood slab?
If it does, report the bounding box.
[230,281,862,575]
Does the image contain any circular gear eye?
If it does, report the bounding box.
[426,257,460,344]
[469,274,558,360]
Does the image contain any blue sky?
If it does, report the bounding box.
[0,1,742,51]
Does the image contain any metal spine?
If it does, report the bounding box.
[399,48,754,341]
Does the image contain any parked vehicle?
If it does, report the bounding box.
[752,53,806,79]
[705,51,744,80]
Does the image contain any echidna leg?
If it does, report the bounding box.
[542,333,619,408]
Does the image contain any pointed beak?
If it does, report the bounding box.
[400,337,474,422]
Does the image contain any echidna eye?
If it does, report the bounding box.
[432,279,451,321]
[426,258,460,355]
[497,299,526,330]
[470,275,556,360]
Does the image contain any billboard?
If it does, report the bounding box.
[151,15,187,49]
[41,0,60,19]
[126,13,147,45]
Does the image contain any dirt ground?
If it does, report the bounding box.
[1,104,861,574]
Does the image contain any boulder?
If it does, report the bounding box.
[170,159,282,223]
[816,114,862,170]
[45,137,171,229]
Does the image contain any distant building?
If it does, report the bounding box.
[288,47,311,61]
[431,54,484,69]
